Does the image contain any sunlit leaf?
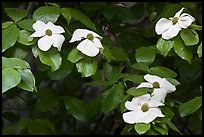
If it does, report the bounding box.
[5,8,28,22]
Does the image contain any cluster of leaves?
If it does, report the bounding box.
[2,2,202,135]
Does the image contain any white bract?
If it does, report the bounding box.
[29,20,65,51]
[136,74,176,103]
[69,29,103,57]
[122,94,165,124]
[155,7,195,40]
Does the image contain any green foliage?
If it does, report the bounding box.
[134,123,151,135]
[5,8,28,22]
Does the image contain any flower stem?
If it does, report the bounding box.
[190,24,202,30]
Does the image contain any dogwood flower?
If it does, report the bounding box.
[155,7,195,40]
[69,29,103,57]
[29,20,65,51]
[122,94,165,124]
[136,74,176,103]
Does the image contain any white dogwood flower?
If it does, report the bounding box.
[136,74,176,103]
[122,94,165,124]
[29,20,65,51]
[69,29,103,57]
[155,7,195,40]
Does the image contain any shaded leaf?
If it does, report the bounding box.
[17,19,35,31]
[180,29,199,46]
[148,66,177,78]
[135,46,156,64]
[2,21,14,29]
[5,8,28,22]
[2,57,30,69]
[127,87,153,97]
[156,38,174,57]
[67,48,84,63]
[197,42,202,57]
[18,30,36,46]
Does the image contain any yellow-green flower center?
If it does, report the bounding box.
[45,29,52,36]
[86,33,94,41]
[141,103,149,112]
[172,17,179,25]
[153,82,160,88]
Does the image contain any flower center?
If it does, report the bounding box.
[172,17,179,25]
[86,33,94,41]
[45,29,52,36]
[141,103,149,112]
[153,82,160,88]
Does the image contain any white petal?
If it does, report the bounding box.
[122,110,142,124]
[178,13,195,29]
[92,38,103,49]
[160,78,176,93]
[161,23,181,40]
[77,39,99,57]
[136,82,153,89]
[151,88,167,104]
[174,7,184,17]
[51,34,65,51]
[32,20,46,32]
[144,74,163,84]
[47,22,65,34]
[125,100,140,111]
[155,18,172,35]
[30,31,45,38]
[134,94,151,105]
[137,108,164,124]
[38,36,53,51]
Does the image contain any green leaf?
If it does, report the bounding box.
[2,24,19,52]
[110,47,128,61]
[160,106,174,120]
[2,68,21,93]
[38,48,62,71]
[163,118,182,135]
[75,57,97,77]
[18,30,36,46]
[173,36,193,63]
[197,42,202,57]
[156,38,174,57]
[33,6,60,23]
[17,69,35,92]
[101,82,125,112]
[86,96,101,120]
[17,19,35,31]
[27,119,55,135]
[2,21,14,29]
[5,8,28,22]
[179,96,202,117]
[123,74,145,84]
[2,57,30,69]
[35,88,58,112]
[135,46,156,64]
[148,66,177,78]
[134,123,151,135]
[63,96,87,121]
[152,124,167,135]
[180,29,199,46]
[127,87,152,97]
[121,124,134,135]
[60,8,71,24]
[132,62,149,71]
[61,8,96,30]
[103,63,121,81]
[67,48,84,63]
[48,57,73,80]
[165,78,180,86]
[101,45,114,62]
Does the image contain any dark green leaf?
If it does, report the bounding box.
[18,30,36,46]
[127,87,152,97]
[2,57,30,69]
[156,38,174,57]
[135,46,156,64]
[165,78,180,86]
[33,6,60,23]
[75,58,97,77]
[160,106,174,120]
[61,8,96,30]
[5,8,28,22]
[173,36,193,63]
[104,63,121,81]
[2,68,21,93]
[121,124,134,135]
[60,8,71,24]
[101,45,114,62]
[147,66,177,78]
[101,82,125,112]
[17,19,35,31]
[2,24,19,52]
[180,29,199,46]
[123,74,145,84]
[152,124,167,135]
[67,48,84,63]
[38,48,62,71]
[110,47,128,61]
[63,96,87,121]
[17,69,35,92]
[86,96,101,120]
[134,123,151,135]
[197,42,202,57]
[179,96,202,117]
[2,21,14,29]
[163,118,182,134]
[132,62,149,71]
